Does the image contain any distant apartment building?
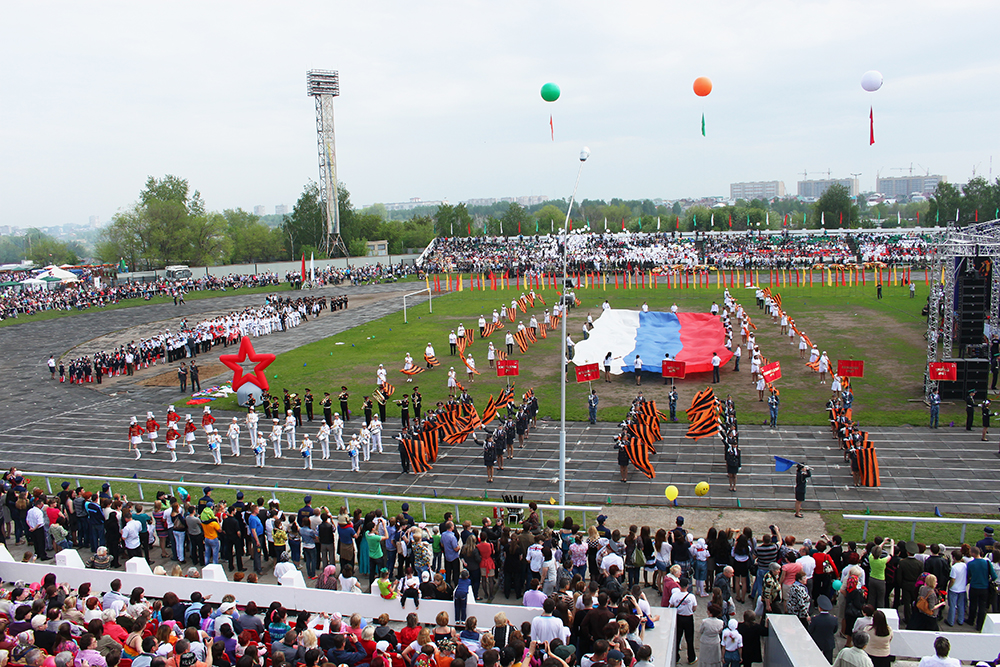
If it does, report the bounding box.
[275,204,289,215]
[797,178,859,198]
[254,205,266,216]
[876,175,945,199]
[730,181,785,200]
[88,215,100,228]
[384,197,448,212]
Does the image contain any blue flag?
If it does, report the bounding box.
[774,456,798,472]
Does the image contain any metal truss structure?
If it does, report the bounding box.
[925,219,1000,394]
[306,69,349,258]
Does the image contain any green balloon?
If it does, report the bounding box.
[540,82,561,102]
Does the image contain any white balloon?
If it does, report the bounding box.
[861,70,883,92]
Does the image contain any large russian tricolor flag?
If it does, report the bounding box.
[574,310,732,374]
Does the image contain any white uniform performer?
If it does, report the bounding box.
[301,434,313,469]
[254,433,267,468]
[270,418,283,458]
[145,412,159,454]
[227,418,241,457]
[466,354,476,382]
[246,408,259,445]
[209,432,223,465]
[447,367,457,393]
[284,410,296,452]
[376,364,387,386]
[317,421,331,459]
[347,434,361,471]
[370,414,383,454]
[165,422,178,463]
[332,414,345,450]
[360,424,372,462]
[129,417,143,460]
[185,416,197,455]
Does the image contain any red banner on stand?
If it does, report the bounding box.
[761,361,782,383]
[661,360,687,379]
[928,362,957,382]
[837,360,865,378]
[496,360,519,377]
[575,363,600,383]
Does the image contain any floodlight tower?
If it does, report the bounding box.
[307,69,348,257]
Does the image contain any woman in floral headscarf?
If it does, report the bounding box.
[842,566,865,646]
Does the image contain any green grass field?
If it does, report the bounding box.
[209,276,943,427]
[1,283,295,329]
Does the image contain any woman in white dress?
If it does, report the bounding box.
[447,367,457,397]
[698,604,725,667]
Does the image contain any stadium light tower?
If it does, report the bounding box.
[307,69,349,257]
[559,146,590,517]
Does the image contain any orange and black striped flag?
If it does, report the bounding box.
[628,420,660,445]
[465,329,474,347]
[536,294,546,306]
[685,404,720,440]
[462,355,481,375]
[496,385,516,409]
[455,380,467,394]
[423,428,440,463]
[859,432,880,487]
[507,307,517,322]
[483,321,504,338]
[496,349,507,361]
[456,337,467,356]
[513,330,529,353]
[380,382,396,397]
[400,366,424,376]
[400,435,432,473]
[538,324,547,339]
[517,295,528,312]
[526,293,535,307]
[686,388,716,421]
[481,395,499,426]
[624,436,656,478]
[550,315,561,330]
[424,354,440,367]
[526,328,537,343]
[636,401,668,422]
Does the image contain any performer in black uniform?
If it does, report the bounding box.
[339,386,350,421]
[304,389,314,422]
[321,392,333,425]
[966,389,976,431]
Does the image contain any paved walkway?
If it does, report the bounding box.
[0,283,997,514]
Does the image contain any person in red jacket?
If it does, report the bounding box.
[128,417,145,460]
[166,404,180,424]
[145,411,160,454]
[184,415,198,454]
[164,421,180,463]
[202,406,216,435]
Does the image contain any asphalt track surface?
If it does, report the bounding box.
[0,282,997,515]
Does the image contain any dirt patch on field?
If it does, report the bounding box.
[138,362,228,387]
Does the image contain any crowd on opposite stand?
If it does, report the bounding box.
[52,294,343,387]
[284,264,419,289]
[5,466,1000,667]
[0,273,283,322]
[421,230,938,279]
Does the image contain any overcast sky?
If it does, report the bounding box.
[2,1,999,228]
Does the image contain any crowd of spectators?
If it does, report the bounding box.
[422,230,939,277]
[856,233,934,264]
[5,464,1000,667]
[419,234,699,275]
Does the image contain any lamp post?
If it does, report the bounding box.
[559,146,590,517]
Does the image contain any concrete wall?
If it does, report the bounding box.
[883,608,1000,663]
[766,614,829,667]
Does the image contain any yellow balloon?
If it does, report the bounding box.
[664,485,679,501]
[695,481,710,497]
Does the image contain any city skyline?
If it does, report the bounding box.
[1,1,998,229]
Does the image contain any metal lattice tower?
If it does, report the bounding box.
[924,219,1000,394]
[307,69,349,257]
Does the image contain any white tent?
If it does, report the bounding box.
[20,277,48,291]
[35,265,79,282]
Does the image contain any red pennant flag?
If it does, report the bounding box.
[839,211,843,227]
[869,107,875,146]
[676,215,680,230]
[621,216,625,231]
[468,220,472,235]
[550,115,554,141]
[569,219,572,231]
[728,213,732,229]
[300,253,305,279]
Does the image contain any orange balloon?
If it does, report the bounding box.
[693,77,713,97]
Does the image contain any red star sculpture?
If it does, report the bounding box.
[219,337,275,392]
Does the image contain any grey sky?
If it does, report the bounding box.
[2,1,998,229]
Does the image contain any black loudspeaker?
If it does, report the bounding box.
[958,257,992,347]
[939,358,990,399]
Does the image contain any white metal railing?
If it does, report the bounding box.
[23,471,601,526]
[842,513,989,543]
[402,287,432,323]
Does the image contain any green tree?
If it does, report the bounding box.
[224,209,281,263]
[928,182,962,226]
[188,212,232,266]
[96,204,152,269]
[500,202,531,236]
[535,204,564,232]
[283,182,323,259]
[814,184,859,228]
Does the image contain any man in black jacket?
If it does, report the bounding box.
[808,595,838,663]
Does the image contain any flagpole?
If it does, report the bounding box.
[560,147,590,518]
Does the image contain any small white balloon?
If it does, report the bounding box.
[861,70,883,92]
